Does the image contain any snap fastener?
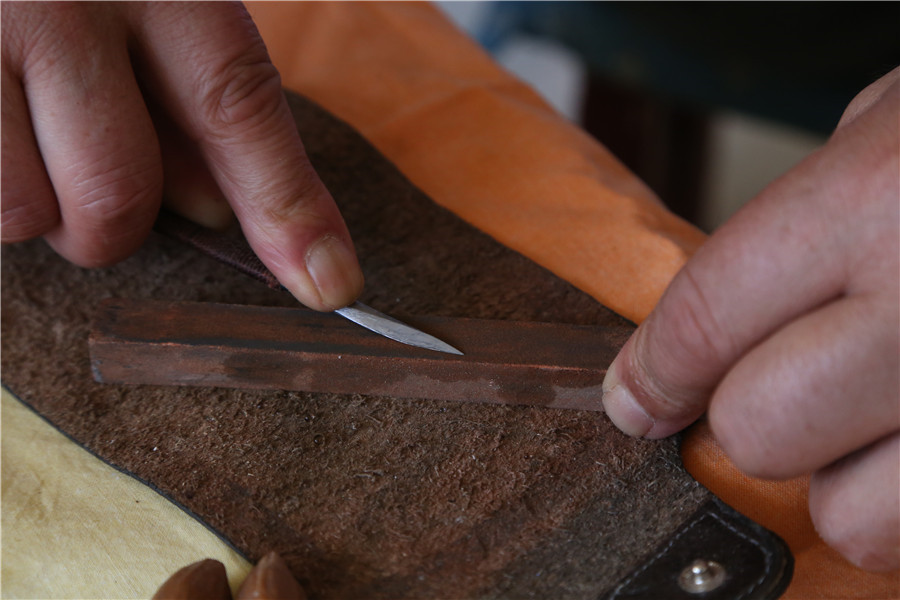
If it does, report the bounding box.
[678,559,726,593]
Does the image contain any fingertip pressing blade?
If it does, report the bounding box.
[335,302,464,355]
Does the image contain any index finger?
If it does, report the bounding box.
[131,2,363,311]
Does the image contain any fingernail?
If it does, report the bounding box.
[602,356,653,437]
[305,235,364,310]
[152,558,231,600]
[236,552,306,600]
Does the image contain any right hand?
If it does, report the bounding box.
[2,1,364,311]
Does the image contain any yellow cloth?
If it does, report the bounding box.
[1,389,251,598]
[2,2,896,598]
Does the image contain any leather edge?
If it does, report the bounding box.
[603,497,794,600]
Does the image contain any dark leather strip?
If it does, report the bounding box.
[605,498,793,600]
[155,210,282,290]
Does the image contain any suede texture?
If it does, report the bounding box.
[1,93,711,599]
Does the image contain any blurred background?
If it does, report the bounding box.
[436,1,899,232]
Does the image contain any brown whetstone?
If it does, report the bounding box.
[90,298,632,411]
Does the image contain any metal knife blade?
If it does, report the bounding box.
[336,302,463,355]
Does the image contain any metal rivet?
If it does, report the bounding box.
[678,559,726,594]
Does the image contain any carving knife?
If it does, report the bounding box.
[334,302,462,355]
[153,210,463,356]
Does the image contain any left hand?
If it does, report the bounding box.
[601,67,899,571]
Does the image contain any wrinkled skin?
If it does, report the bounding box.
[603,67,900,571]
[1,1,364,311]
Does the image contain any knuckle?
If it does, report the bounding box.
[663,266,736,369]
[61,157,162,266]
[257,161,326,225]
[626,340,695,420]
[1,200,59,243]
[627,264,738,421]
[3,2,101,76]
[68,158,161,224]
[197,45,285,137]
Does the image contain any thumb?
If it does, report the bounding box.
[601,70,898,441]
[601,204,841,440]
[600,267,735,439]
[600,151,855,439]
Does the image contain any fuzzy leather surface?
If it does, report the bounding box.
[1,93,711,599]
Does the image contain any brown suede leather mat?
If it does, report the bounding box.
[1,93,711,599]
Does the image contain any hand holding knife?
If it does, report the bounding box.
[154,210,463,356]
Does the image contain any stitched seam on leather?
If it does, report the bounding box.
[608,509,771,599]
[608,513,708,598]
[710,511,770,600]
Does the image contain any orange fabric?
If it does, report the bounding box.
[247,2,898,597]
[247,1,704,325]
[684,423,899,598]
